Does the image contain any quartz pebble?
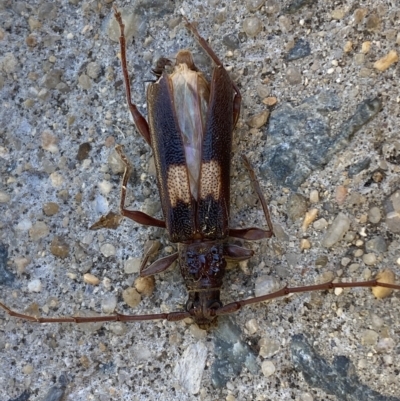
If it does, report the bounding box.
[243,17,263,37]
[361,329,378,346]
[362,253,376,266]
[29,222,50,241]
[261,360,276,377]
[302,208,318,231]
[101,294,117,314]
[322,213,350,248]
[100,243,116,257]
[28,279,42,292]
[83,273,100,286]
[368,207,381,224]
[124,257,141,274]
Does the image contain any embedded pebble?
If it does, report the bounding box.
[16,219,32,231]
[76,142,91,161]
[374,337,395,354]
[315,255,328,268]
[309,190,319,203]
[372,269,396,299]
[247,110,269,128]
[83,273,100,286]
[107,9,147,43]
[29,221,50,241]
[43,202,59,216]
[134,276,155,297]
[385,190,400,233]
[286,39,311,61]
[370,313,384,330]
[335,185,348,205]
[254,275,281,297]
[322,213,350,248]
[108,148,126,174]
[0,191,10,203]
[22,364,33,374]
[222,34,240,50]
[343,41,352,53]
[259,337,280,358]
[361,329,378,346]
[78,74,92,90]
[124,257,141,274]
[2,53,18,73]
[174,342,207,394]
[50,172,63,187]
[287,193,308,221]
[41,131,58,153]
[50,236,70,259]
[285,66,302,84]
[109,322,128,336]
[246,0,264,12]
[368,207,381,224]
[300,239,311,250]
[361,41,371,53]
[331,8,345,19]
[245,318,258,335]
[14,257,30,274]
[362,253,376,266]
[242,17,262,37]
[373,50,398,71]
[86,62,101,79]
[302,208,318,231]
[28,279,42,292]
[122,287,141,308]
[313,218,328,231]
[261,360,276,377]
[101,294,117,314]
[100,243,116,257]
[98,180,113,195]
[365,236,386,253]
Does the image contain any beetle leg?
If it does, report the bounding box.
[229,155,274,239]
[113,6,152,146]
[116,145,166,228]
[183,17,241,128]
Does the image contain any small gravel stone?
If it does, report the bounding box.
[302,208,318,231]
[50,236,70,259]
[368,206,381,223]
[245,318,259,335]
[100,243,116,257]
[287,193,308,221]
[0,191,10,203]
[259,337,280,358]
[50,172,63,187]
[373,50,398,71]
[43,202,59,216]
[41,131,58,153]
[242,17,263,37]
[174,342,207,394]
[108,148,126,174]
[83,273,100,286]
[29,221,50,241]
[122,287,141,308]
[78,73,92,90]
[134,276,155,296]
[374,337,395,353]
[361,329,379,346]
[285,66,302,84]
[124,257,141,274]
[101,294,117,314]
[246,0,264,12]
[261,360,276,377]
[365,236,387,253]
[254,275,281,297]
[362,253,377,266]
[309,190,319,203]
[76,142,91,161]
[372,269,396,299]
[247,110,269,128]
[86,62,101,79]
[28,279,42,292]
[322,213,351,248]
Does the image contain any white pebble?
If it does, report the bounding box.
[261,360,276,377]
[100,243,116,257]
[28,279,42,292]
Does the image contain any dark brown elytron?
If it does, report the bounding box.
[1,7,399,326]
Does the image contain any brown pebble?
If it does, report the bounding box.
[50,236,70,258]
[335,185,348,205]
[122,287,141,308]
[134,276,155,297]
[80,355,90,369]
[105,136,115,148]
[247,110,270,128]
[26,35,38,47]
[372,269,396,299]
[83,273,100,286]
[374,50,398,71]
[302,208,318,231]
[43,202,59,216]
[343,41,352,53]
[76,142,92,161]
[262,96,277,106]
